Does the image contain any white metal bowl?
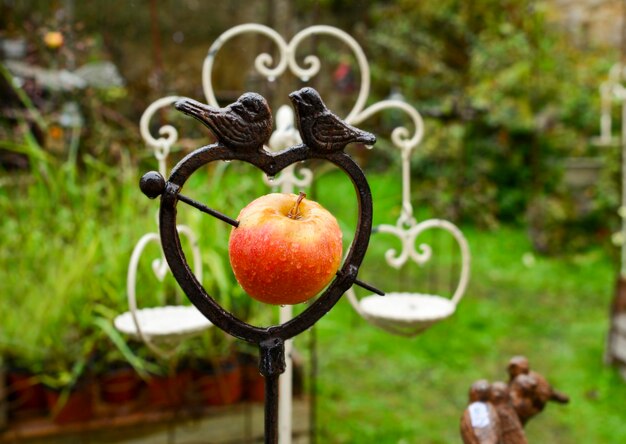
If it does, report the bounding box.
[114,305,212,340]
[357,293,457,337]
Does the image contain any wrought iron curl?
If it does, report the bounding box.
[125,225,204,359]
[202,25,288,106]
[139,96,183,176]
[375,219,469,305]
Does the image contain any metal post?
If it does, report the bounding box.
[259,337,286,444]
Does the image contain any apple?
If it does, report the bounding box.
[228,192,343,305]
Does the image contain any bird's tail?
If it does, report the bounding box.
[550,390,569,404]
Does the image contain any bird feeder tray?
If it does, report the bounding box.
[360,293,456,336]
[358,293,457,337]
[361,293,456,322]
[114,305,212,340]
[138,87,379,443]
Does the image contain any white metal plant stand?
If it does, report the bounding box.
[595,63,626,275]
[114,97,212,360]
[595,63,626,372]
[159,22,470,440]
[201,23,429,442]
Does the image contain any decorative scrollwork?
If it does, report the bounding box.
[124,225,205,359]
[350,99,425,152]
[375,219,470,306]
[377,223,432,269]
[139,96,182,176]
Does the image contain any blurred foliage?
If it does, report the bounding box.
[1,0,625,403]
[356,0,620,252]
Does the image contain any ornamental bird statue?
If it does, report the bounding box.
[509,373,540,425]
[460,379,501,444]
[175,92,273,151]
[507,355,569,424]
[289,87,376,152]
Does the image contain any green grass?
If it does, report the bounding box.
[2,149,625,441]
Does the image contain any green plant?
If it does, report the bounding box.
[0,70,150,389]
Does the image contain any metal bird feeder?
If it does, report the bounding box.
[345,122,471,337]
[139,87,378,443]
[114,97,212,360]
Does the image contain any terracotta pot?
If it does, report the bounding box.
[45,383,94,424]
[6,371,47,419]
[238,354,265,403]
[194,357,243,406]
[99,366,143,405]
[146,369,191,409]
[243,366,265,403]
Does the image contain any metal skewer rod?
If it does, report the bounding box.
[176,193,240,227]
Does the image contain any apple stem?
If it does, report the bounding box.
[287,192,306,220]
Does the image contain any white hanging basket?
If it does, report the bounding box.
[346,218,470,337]
[356,293,457,337]
[114,305,212,340]
[114,226,213,359]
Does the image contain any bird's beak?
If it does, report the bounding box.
[175,98,207,118]
[288,91,303,105]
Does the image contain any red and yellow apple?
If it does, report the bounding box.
[228,192,343,305]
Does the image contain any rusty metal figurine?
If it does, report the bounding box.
[460,356,568,443]
[175,92,273,151]
[490,381,527,444]
[507,355,569,424]
[289,87,376,151]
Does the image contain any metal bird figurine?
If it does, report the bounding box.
[508,373,540,425]
[175,92,273,151]
[507,356,569,424]
[461,356,569,443]
[460,379,501,444]
[289,87,376,152]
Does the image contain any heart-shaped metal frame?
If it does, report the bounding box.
[157,143,372,344]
